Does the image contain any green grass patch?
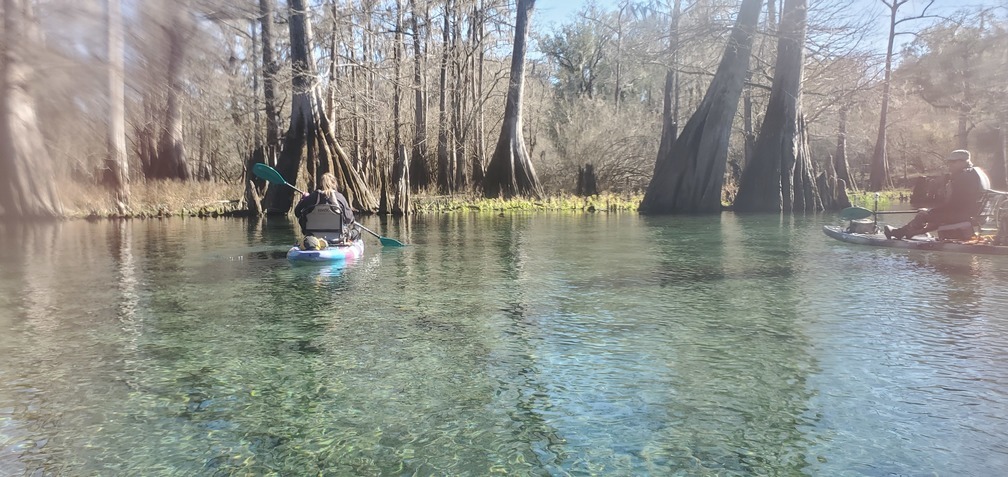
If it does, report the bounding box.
[847,189,913,210]
[412,192,642,213]
[56,179,641,219]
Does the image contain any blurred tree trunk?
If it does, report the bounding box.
[245,0,279,215]
[149,4,191,180]
[640,0,760,214]
[263,0,377,215]
[104,0,129,210]
[408,0,431,191]
[483,0,543,199]
[735,0,819,212]
[0,0,62,218]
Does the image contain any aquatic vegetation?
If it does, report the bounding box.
[412,192,643,213]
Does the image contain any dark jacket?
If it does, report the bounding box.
[294,189,355,226]
[930,166,991,223]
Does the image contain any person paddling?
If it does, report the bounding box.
[885,149,990,240]
[294,172,355,240]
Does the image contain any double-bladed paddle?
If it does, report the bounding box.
[251,163,405,247]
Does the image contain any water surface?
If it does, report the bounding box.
[1,213,1006,475]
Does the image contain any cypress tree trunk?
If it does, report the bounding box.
[640,0,760,214]
[392,144,411,215]
[436,0,453,194]
[408,0,431,191]
[361,5,377,186]
[451,3,468,192]
[483,0,543,200]
[260,0,279,149]
[263,0,377,215]
[735,0,819,212]
[470,1,487,188]
[833,104,856,190]
[656,0,682,163]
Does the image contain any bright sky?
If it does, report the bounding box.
[532,0,1007,53]
[534,0,586,27]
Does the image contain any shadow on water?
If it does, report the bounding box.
[489,215,569,471]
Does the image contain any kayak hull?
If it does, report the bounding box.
[286,239,365,263]
[823,225,1008,256]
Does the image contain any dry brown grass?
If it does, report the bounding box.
[62,179,245,218]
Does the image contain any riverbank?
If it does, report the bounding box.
[50,180,909,220]
[61,180,247,219]
[59,180,645,219]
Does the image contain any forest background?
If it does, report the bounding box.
[0,0,1005,219]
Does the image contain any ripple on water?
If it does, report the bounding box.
[2,216,1008,475]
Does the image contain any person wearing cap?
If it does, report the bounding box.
[885,149,990,239]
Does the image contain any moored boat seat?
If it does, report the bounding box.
[976,189,1008,234]
[936,221,975,240]
[978,189,1008,245]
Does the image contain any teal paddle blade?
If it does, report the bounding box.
[839,207,873,220]
[252,163,287,185]
[355,221,406,247]
[379,236,405,247]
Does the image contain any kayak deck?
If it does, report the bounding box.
[823,225,1008,256]
[286,239,365,263]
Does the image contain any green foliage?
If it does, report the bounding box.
[846,189,912,210]
[898,12,1003,116]
[536,16,610,100]
[891,10,1008,175]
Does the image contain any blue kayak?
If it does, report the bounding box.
[286,238,365,263]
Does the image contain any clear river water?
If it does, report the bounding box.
[1,212,1007,476]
